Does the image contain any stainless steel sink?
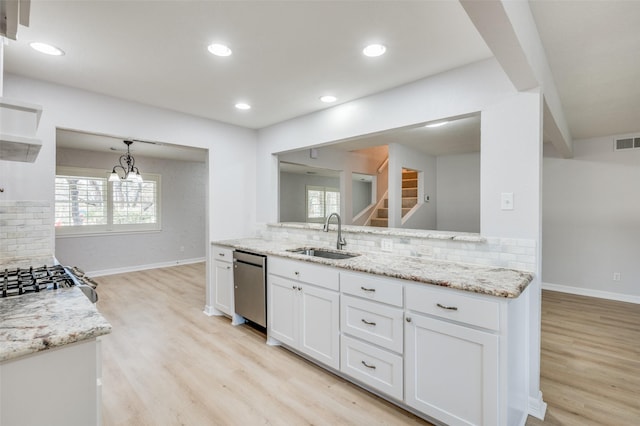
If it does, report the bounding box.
[288,248,360,260]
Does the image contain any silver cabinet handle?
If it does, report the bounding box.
[361,360,376,369]
[437,303,458,311]
[219,253,225,257]
[360,286,375,292]
[361,319,376,326]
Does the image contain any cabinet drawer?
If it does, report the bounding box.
[212,245,233,262]
[341,295,403,353]
[406,284,500,331]
[340,272,403,307]
[340,335,403,401]
[269,257,339,291]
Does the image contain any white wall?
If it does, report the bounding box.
[2,74,258,245]
[543,136,640,301]
[2,73,257,300]
[55,148,207,273]
[436,152,481,233]
[257,58,517,225]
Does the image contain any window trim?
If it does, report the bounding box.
[55,166,161,236]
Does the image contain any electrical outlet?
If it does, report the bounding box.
[501,192,514,210]
[381,239,393,252]
[613,272,621,281]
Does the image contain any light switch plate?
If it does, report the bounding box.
[501,192,514,210]
[381,239,393,252]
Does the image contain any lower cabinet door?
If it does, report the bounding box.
[405,314,499,426]
[299,284,340,369]
[213,259,233,315]
[267,275,298,348]
[341,335,403,400]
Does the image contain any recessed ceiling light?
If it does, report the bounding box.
[320,95,337,103]
[207,43,232,57]
[425,121,449,128]
[30,42,65,56]
[363,44,386,57]
[235,103,251,110]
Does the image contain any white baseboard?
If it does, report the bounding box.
[543,282,640,305]
[528,391,547,420]
[88,257,206,277]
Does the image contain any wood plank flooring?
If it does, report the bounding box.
[95,263,640,425]
[526,290,640,426]
[96,263,427,426]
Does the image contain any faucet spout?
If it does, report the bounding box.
[323,213,346,250]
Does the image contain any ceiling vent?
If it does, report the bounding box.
[614,136,640,151]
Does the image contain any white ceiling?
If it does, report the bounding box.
[529,0,640,140]
[4,1,491,130]
[4,1,640,143]
[334,114,481,156]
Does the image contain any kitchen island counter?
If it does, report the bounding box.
[0,287,112,363]
[214,237,533,298]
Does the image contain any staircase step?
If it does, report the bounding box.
[402,197,418,208]
[402,188,417,197]
[376,208,388,218]
[402,207,412,217]
[402,170,418,179]
[383,198,388,208]
[370,218,388,227]
[402,178,418,188]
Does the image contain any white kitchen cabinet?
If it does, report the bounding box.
[0,338,101,426]
[405,313,499,426]
[268,257,340,369]
[207,245,234,317]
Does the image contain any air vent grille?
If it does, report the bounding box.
[614,136,640,151]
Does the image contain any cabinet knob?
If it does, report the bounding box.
[405,317,412,323]
[226,266,231,270]
[294,271,300,276]
[219,253,225,257]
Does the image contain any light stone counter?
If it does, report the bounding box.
[214,237,533,298]
[0,287,112,362]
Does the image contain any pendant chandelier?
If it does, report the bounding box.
[108,140,142,182]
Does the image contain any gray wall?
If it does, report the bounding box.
[352,180,372,216]
[279,172,340,222]
[55,148,206,274]
[436,152,481,233]
[543,136,640,299]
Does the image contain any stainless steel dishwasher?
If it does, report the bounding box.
[233,250,267,328]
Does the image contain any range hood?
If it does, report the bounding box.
[0,97,43,162]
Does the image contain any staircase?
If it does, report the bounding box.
[369,168,418,227]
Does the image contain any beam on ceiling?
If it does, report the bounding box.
[461,0,573,158]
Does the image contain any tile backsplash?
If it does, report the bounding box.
[0,201,54,266]
[260,223,537,272]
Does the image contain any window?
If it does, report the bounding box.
[55,167,160,235]
[306,185,340,222]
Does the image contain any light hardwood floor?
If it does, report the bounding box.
[95,263,640,425]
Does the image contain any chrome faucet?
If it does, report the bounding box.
[323,212,346,250]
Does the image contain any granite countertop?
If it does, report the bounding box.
[0,287,112,363]
[214,238,533,298]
